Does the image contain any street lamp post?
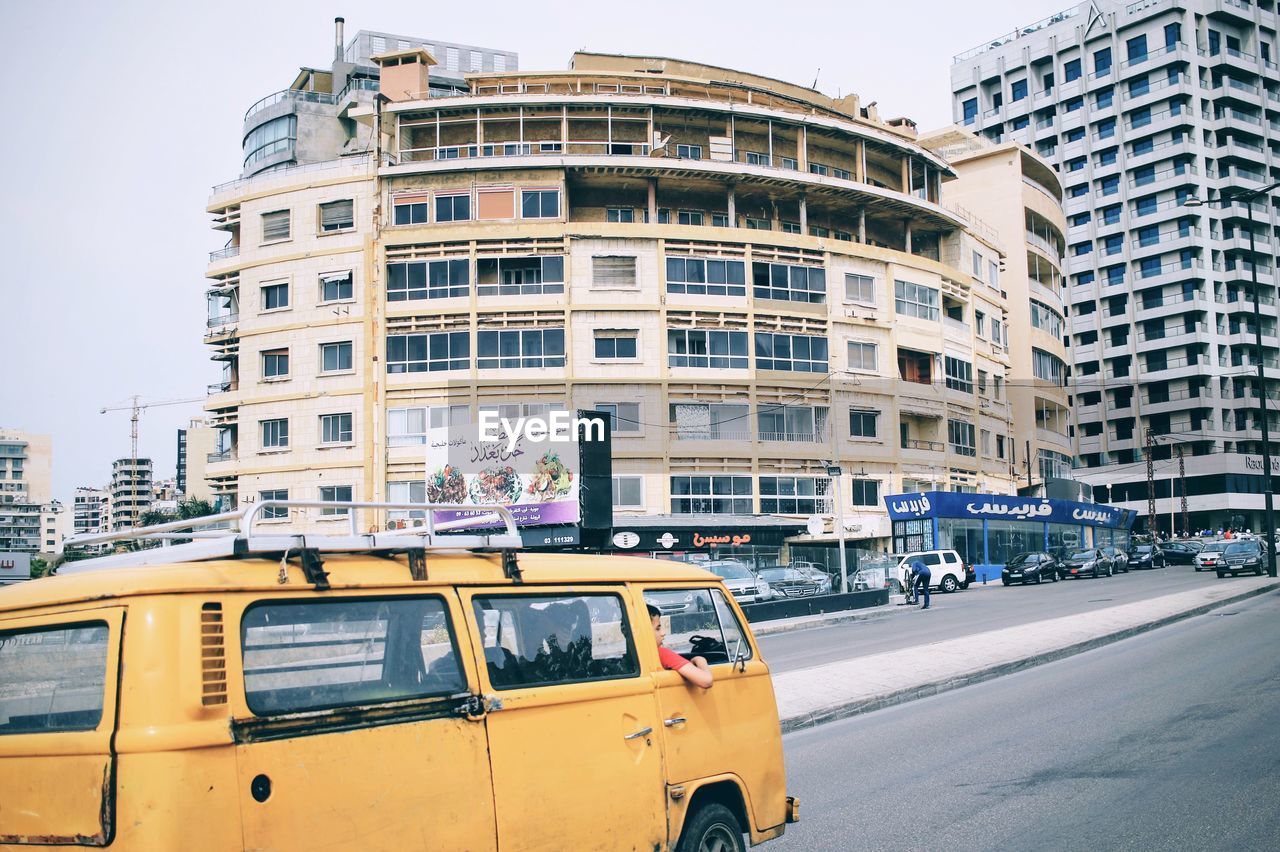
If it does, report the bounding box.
[1186,180,1280,576]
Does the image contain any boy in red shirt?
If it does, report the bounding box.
[647,604,714,688]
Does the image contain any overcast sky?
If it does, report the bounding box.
[0,0,1065,501]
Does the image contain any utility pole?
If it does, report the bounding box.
[1145,429,1157,536]
[1177,444,1188,537]
[827,405,848,595]
[1025,439,1033,488]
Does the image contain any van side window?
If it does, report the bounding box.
[241,597,464,715]
[472,594,638,689]
[923,553,941,565]
[0,623,109,735]
[643,589,754,665]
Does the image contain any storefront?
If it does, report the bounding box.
[885,491,1137,581]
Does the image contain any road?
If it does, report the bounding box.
[760,565,1226,673]
[774,590,1280,851]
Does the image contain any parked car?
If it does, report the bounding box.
[1216,540,1266,577]
[758,567,824,598]
[895,550,973,594]
[703,560,774,604]
[1059,548,1113,579]
[1194,541,1231,572]
[787,561,837,593]
[1160,541,1202,565]
[1001,552,1060,586]
[1100,546,1130,573]
[1128,544,1166,570]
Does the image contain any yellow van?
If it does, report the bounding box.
[0,502,797,851]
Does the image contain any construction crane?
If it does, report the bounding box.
[99,395,203,527]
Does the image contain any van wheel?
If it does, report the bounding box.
[940,575,959,593]
[677,803,745,852]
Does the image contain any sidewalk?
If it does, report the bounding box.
[773,576,1279,733]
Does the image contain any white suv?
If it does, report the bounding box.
[896,550,972,594]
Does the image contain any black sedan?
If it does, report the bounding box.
[1159,541,1202,565]
[1059,548,1114,579]
[1217,541,1266,578]
[1128,544,1166,569]
[1001,552,1060,586]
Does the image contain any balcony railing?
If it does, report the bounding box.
[901,439,945,452]
[758,430,827,443]
[209,245,240,262]
[207,313,239,329]
[207,380,237,395]
[672,430,751,442]
[244,88,338,123]
[207,449,237,464]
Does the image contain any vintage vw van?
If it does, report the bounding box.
[0,502,797,850]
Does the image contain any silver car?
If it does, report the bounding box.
[702,560,773,604]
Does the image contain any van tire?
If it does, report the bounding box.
[939,575,959,593]
[676,803,745,852]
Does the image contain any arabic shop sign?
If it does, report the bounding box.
[883,491,1134,529]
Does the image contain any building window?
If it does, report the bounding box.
[744,217,770,230]
[667,329,748,369]
[780,221,802,234]
[592,256,637,288]
[435,193,471,222]
[320,413,353,445]
[261,349,289,379]
[1029,301,1063,338]
[666,257,746,297]
[944,356,973,393]
[593,331,638,360]
[612,475,644,508]
[320,341,353,374]
[606,208,635,223]
[244,116,296,169]
[260,281,289,311]
[476,328,566,369]
[1011,79,1027,101]
[849,409,878,438]
[259,488,288,520]
[386,332,470,373]
[948,419,976,456]
[1094,47,1112,76]
[387,405,470,446]
[262,210,291,242]
[848,341,878,372]
[521,189,560,219]
[318,485,353,515]
[755,333,829,373]
[850,479,880,507]
[1064,58,1081,82]
[596,402,641,434]
[393,195,429,225]
[319,199,354,233]
[759,477,831,514]
[675,144,702,160]
[387,259,469,301]
[752,262,826,303]
[756,405,824,442]
[1032,348,1066,385]
[894,280,940,321]
[845,274,875,304]
[712,213,730,227]
[476,255,565,296]
[320,271,353,302]
[261,418,289,450]
[671,475,753,514]
[677,209,705,226]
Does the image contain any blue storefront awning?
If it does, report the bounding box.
[884,491,1136,530]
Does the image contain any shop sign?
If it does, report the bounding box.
[884,491,1134,529]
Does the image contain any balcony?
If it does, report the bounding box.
[209,245,240,262]
[244,88,337,123]
[1120,41,1190,73]
[207,449,237,464]
[207,380,238,395]
[758,430,828,443]
[207,313,239,330]
[900,439,944,453]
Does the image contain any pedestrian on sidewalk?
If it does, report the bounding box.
[909,558,931,610]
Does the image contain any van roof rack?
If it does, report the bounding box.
[58,500,522,574]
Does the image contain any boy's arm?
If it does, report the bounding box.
[677,658,714,689]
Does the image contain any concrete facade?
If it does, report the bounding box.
[920,131,1075,487]
[177,419,218,502]
[0,430,58,559]
[203,49,1049,538]
[952,0,1280,533]
[110,458,154,530]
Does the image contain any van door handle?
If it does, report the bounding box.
[624,726,653,740]
[663,716,688,728]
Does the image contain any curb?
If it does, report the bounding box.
[779,581,1279,734]
[752,607,894,637]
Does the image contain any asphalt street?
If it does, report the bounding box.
[761,564,1232,673]
[774,590,1280,851]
